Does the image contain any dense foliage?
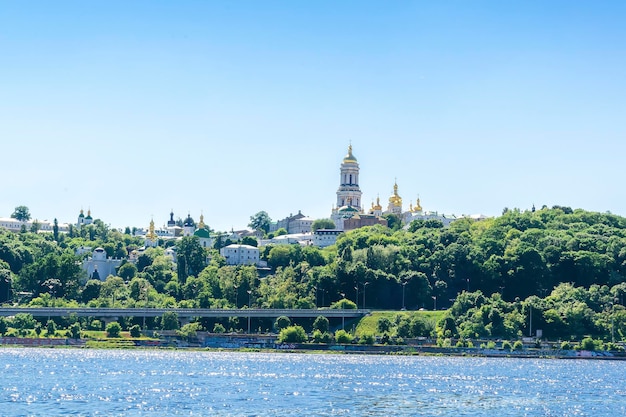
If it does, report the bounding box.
[2,206,626,342]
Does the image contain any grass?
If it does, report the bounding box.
[355,310,447,336]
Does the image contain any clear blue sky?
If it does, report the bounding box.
[2,1,625,232]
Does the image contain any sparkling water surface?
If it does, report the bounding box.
[1,348,624,416]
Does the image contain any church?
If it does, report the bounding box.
[330,145,455,231]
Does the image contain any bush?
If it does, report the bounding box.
[312,330,333,344]
[377,317,393,333]
[274,316,291,331]
[129,324,141,338]
[335,329,353,344]
[0,317,7,335]
[106,321,122,338]
[312,316,329,333]
[278,325,307,343]
[89,320,103,331]
[560,341,572,350]
[177,322,202,341]
[330,299,357,310]
[358,332,375,345]
[46,320,57,337]
[12,313,35,330]
[397,318,411,338]
[69,323,81,339]
[213,323,226,333]
[580,337,596,351]
[513,340,523,351]
[501,341,512,351]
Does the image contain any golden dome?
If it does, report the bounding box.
[198,213,206,229]
[373,196,382,211]
[414,197,423,212]
[147,218,157,241]
[388,182,402,206]
[342,145,357,163]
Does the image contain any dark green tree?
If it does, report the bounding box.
[176,236,207,282]
[274,315,291,331]
[161,311,180,330]
[11,206,31,221]
[312,315,329,333]
[248,211,272,234]
[311,218,336,231]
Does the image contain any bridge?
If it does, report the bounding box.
[0,307,370,320]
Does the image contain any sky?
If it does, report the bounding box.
[1,1,625,232]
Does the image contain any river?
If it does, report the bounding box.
[0,348,623,416]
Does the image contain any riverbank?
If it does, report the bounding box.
[2,335,625,360]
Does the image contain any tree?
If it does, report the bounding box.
[274,315,291,331]
[117,262,138,281]
[129,324,141,338]
[176,236,207,282]
[45,319,56,337]
[382,213,401,230]
[0,317,7,335]
[161,311,180,330]
[177,322,202,341]
[241,236,258,247]
[249,211,272,234]
[11,206,31,222]
[69,322,81,339]
[277,325,307,343]
[313,315,329,333]
[12,313,35,330]
[377,317,392,333]
[53,218,59,242]
[312,218,336,232]
[82,279,102,303]
[106,321,122,338]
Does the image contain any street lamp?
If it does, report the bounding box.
[234,284,239,308]
[247,290,252,333]
[354,285,359,309]
[401,282,407,310]
[432,295,437,311]
[361,282,369,309]
[340,292,345,329]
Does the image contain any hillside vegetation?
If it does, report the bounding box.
[1,206,626,342]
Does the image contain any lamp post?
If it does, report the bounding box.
[234,284,239,308]
[247,290,252,333]
[432,295,437,311]
[340,293,345,330]
[529,304,533,337]
[3,277,10,304]
[354,285,359,309]
[401,282,407,310]
[362,282,369,309]
[313,286,318,308]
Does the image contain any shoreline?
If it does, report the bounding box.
[1,337,624,360]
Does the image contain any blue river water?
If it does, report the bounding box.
[0,348,624,416]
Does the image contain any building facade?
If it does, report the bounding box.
[220,244,260,266]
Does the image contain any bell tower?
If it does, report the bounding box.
[336,145,362,210]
